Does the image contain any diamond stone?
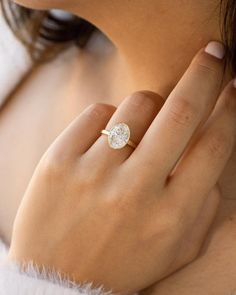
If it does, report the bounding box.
[108,123,130,149]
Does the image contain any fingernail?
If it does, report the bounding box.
[204,41,225,59]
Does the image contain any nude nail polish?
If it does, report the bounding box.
[205,41,225,59]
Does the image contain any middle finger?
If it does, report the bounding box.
[128,41,226,184]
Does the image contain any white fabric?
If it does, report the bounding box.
[0,238,114,295]
[0,8,32,107]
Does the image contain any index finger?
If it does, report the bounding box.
[128,41,226,183]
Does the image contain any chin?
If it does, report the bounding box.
[12,0,62,10]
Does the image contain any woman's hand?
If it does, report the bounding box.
[8,41,236,295]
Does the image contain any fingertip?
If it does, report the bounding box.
[204,41,226,60]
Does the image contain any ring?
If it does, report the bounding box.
[101,122,137,150]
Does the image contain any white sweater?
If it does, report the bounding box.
[0,9,115,295]
[0,238,114,295]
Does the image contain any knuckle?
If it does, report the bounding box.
[127,90,157,109]
[169,97,200,128]
[39,150,67,178]
[206,131,233,159]
[87,103,116,118]
[193,51,221,81]
[196,63,219,82]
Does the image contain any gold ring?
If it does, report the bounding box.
[101,122,137,150]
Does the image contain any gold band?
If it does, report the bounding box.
[101,129,137,149]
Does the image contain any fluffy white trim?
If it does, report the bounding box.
[0,9,32,107]
[0,239,115,295]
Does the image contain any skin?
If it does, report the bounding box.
[1,0,236,293]
[13,0,226,98]
[8,49,236,294]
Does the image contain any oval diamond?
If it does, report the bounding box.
[108,123,130,149]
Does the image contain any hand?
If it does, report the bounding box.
[8,41,236,295]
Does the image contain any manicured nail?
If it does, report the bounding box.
[204,41,225,59]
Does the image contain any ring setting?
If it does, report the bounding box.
[101,123,137,150]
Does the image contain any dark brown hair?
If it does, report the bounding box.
[1,0,236,76]
[1,0,97,62]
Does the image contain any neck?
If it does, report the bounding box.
[74,0,235,200]
[72,0,232,99]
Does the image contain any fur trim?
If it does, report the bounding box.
[0,239,115,295]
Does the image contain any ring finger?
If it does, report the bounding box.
[84,90,164,168]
